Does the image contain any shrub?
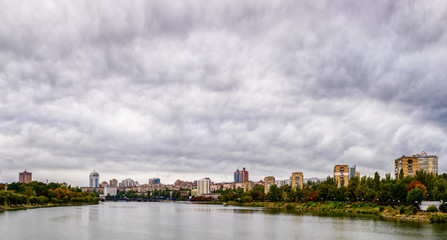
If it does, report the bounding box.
[439,203,447,213]
[426,205,438,212]
[285,203,297,210]
[428,213,447,223]
[399,206,405,214]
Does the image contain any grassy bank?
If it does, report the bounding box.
[0,202,99,212]
[221,201,447,223]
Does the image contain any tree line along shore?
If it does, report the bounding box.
[0,182,99,211]
[206,170,447,223]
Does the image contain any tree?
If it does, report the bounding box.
[406,180,427,195]
[432,178,447,201]
[266,185,279,202]
[407,189,424,204]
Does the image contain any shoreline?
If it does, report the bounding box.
[214,201,447,223]
[0,202,99,212]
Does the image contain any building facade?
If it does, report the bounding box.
[109,179,118,187]
[334,165,349,187]
[395,152,438,178]
[264,176,275,194]
[275,178,291,187]
[292,172,304,190]
[104,186,117,196]
[19,170,32,183]
[89,170,99,188]
[197,178,211,196]
[119,178,139,188]
[234,167,249,183]
[243,181,253,192]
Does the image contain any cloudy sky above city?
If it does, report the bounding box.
[1,0,446,186]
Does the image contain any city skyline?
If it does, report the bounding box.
[1,1,446,186]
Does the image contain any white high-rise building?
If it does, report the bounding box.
[89,170,99,188]
[119,178,139,188]
[197,178,210,196]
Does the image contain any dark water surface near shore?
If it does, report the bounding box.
[1,202,447,239]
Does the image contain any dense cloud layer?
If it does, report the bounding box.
[1,0,446,186]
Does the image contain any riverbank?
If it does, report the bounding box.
[220,201,447,223]
[0,202,99,212]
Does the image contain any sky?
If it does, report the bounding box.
[1,0,447,186]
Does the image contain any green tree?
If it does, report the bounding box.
[432,178,447,201]
[407,189,424,204]
[266,185,279,202]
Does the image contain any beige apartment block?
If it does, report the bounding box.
[264,176,275,194]
[334,165,349,187]
[291,172,304,190]
[395,152,438,178]
[243,181,253,192]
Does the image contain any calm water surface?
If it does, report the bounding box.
[1,202,447,240]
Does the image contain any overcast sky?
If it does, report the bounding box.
[1,0,446,186]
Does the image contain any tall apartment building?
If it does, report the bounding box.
[109,179,118,187]
[292,172,304,190]
[243,181,253,192]
[234,169,240,182]
[197,178,210,196]
[234,167,249,183]
[395,152,438,178]
[120,178,139,188]
[334,165,349,187]
[89,170,99,188]
[264,176,275,194]
[149,178,161,185]
[19,170,32,183]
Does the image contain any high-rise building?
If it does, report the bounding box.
[395,152,438,178]
[264,176,275,194]
[197,178,210,196]
[334,165,349,187]
[109,179,118,187]
[19,170,32,183]
[349,165,356,180]
[292,172,304,190]
[119,178,139,188]
[89,170,99,188]
[240,167,249,182]
[243,181,253,192]
[149,178,161,185]
[234,167,249,183]
[234,169,240,183]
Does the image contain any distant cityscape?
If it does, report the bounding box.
[5,151,440,199]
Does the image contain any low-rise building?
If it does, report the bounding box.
[104,186,117,196]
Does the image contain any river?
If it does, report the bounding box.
[1,202,446,239]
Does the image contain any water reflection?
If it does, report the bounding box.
[0,202,447,240]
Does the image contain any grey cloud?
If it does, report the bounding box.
[1,0,447,185]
